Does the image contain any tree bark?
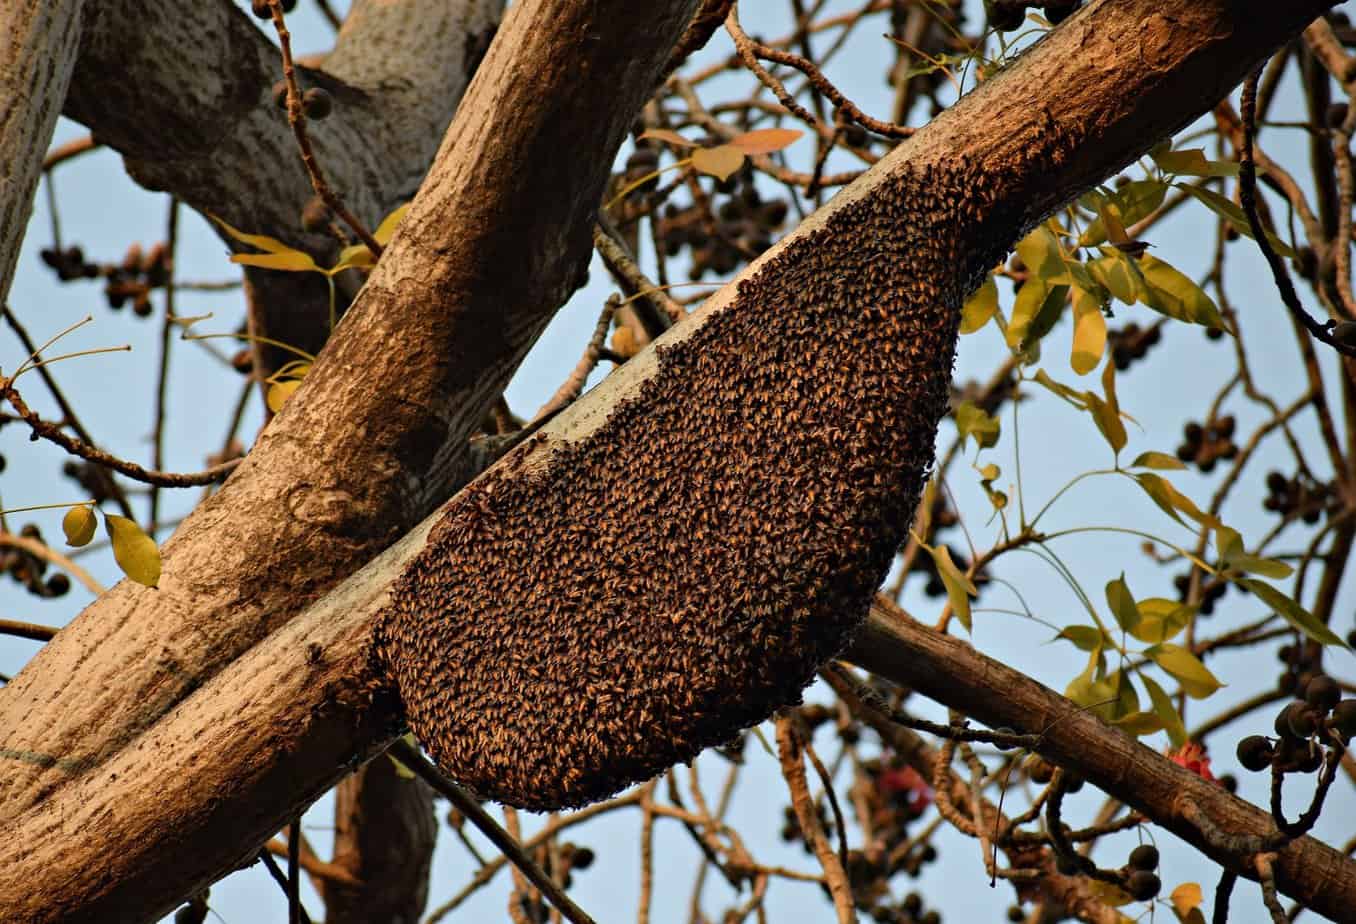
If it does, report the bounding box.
[0,0,85,314]
[63,0,502,372]
[0,0,1347,921]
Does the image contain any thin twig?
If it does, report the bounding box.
[0,531,106,596]
[390,739,598,924]
[265,0,383,257]
[2,385,240,489]
[0,618,57,642]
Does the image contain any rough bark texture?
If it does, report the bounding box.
[0,0,1348,921]
[323,746,438,924]
[64,0,501,370]
[0,0,85,315]
[0,0,698,829]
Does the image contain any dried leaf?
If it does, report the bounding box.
[691,145,745,181]
[105,514,161,588]
[728,128,802,155]
[638,129,696,148]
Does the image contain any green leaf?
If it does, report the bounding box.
[1130,598,1194,644]
[1176,184,1298,259]
[1032,369,1088,409]
[1110,669,1140,719]
[1066,650,1115,717]
[1112,711,1164,736]
[1055,624,1106,652]
[961,275,998,334]
[105,514,161,588]
[1071,287,1107,375]
[1133,473,1208,531]
[1137,255,1225,328]
[691,145,745,181]
[978,463,1007,510]
[1130,451,1186,471]
[929,544,977,632]
[1152,147,1240,178]
[1216,527,1292,578]
[1143,673,1187,748]
[1147,643,1222,699]
[954,401,1000,450]
[62,505,97,547]
[1237,578,1347,647]
[1105,575,1140,634]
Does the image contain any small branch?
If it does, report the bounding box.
[593,220,684,329]
[42,135,98,171]
[0,531,106,596]
[1256,853,1289,924]
[726,7,912,140]
[257,849,312,924]
[0,618,57,642]
[1213,869,1237,924]
[534,296,620,424]
[2,385,240,489]
[265,0,383,258]
[389,739,598,924]
[1238,68,1356,355]
[774,716,855,924]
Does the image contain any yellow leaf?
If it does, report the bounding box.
[231,251,319,272]
[1144,674,1187,748]
[104,514,161,588]
[1016,226,1066,283]
[267,379,303,413]
[62,505,97,547]
[1170,882,1203,919]
[210,215,297,254]
[373,203,409,246]
[1148,643,1222,699]
[961,276,997,334]
[329,243,376,274]
[728,128,802,155]
[929,544,977,632]
[1138,255,1225,328]
[1130,451,1185,471]
[1071,287,1107,375]
[1097,201,1130,245]
[691,145,746,181]
[611,326,639,359]
[954,401,1000,450]
[1152,147,1239,178]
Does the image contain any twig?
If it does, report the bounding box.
[1256,853,1289,924]
[313,0,343,31]
[2,385,240,488]
[0,618,57,642]
[593,220,684,328]
[1238,69,1356,356]
[1214,869,1237,924]
[150,198,180,532]
[257,849,312,924]
[726,7,912,140]
[0,531,106,596]
[42,135,98,171]
[534,296,620,424]
[774,716,854,924]
[287,817,302,924]
[389,739,598,924]
[265,0,383,257]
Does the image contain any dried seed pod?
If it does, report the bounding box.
[377,162,1016,810]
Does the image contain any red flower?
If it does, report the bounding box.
[1167,742,1217,783]
[879,764,934,814]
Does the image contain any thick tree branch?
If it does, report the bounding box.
[0,0,85,309]
[62,0,502,369]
